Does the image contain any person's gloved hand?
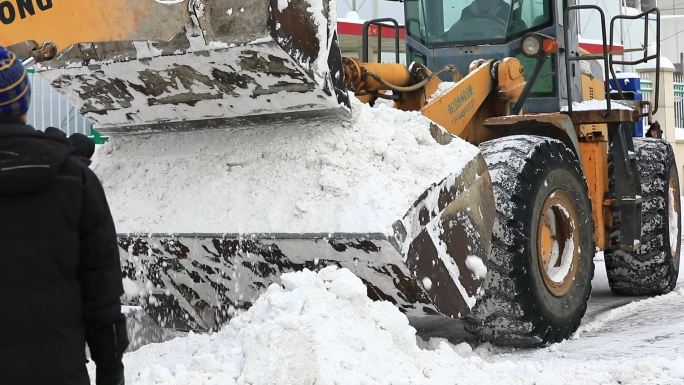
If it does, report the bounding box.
[96,362,124,385]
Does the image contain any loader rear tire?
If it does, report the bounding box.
[605,138,681,295]
[465,136,595,347]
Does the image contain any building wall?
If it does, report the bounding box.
[580,0,684,71]
[660,0,684,71]
[337,0,404,21]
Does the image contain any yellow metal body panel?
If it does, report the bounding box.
[345,58,524,143]
[0,0,188,52]
[578,141,610,250]
[496,57,525,102]
[421,61,494,138]
[578,71,611,249]
[579,73,608,140]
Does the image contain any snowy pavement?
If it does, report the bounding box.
[572,253,684,360]
[110,255,684,385]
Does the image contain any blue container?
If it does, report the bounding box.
[609,91,644,136]
[609,73,644,136]
[632,92,644,137]
[609,74,641,92]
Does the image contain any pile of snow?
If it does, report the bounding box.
[100,267,683,385]
[93,97,479,234]
[426,81,457,104]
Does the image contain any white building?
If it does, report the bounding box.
[337,0,403,20]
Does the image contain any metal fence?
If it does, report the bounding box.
[26,69,92,136]
[640,72,684,140]
[675,74,684,140]
[640,73,656,137]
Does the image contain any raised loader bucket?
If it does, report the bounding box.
[6,0,348,131]
[118,154,494,331]
[9,0,496,332]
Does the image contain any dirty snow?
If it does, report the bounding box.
[575,286,684,337]
[100,266,684,385]
[94,97,479,234]
[304,0,331,84]
[132,41,164,59]
[39,43,339,128]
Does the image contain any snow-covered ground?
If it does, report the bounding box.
[92,90,682,384]
[105,256,684,385]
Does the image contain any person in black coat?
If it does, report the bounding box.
[460,0,511,22]
[449,0,526,39]
[0,46,128,385]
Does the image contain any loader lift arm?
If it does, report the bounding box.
[342,57,526,145]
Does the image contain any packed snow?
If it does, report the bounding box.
[304,0,330,84]
[561,99,634,111]
[426,81,457,104]
[93,97,479,234]
[100,265,684,385]
[277,0,289,12]
[465,255,487,280]
[670,186,680,252]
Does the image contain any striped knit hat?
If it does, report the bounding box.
[0,46,31,117]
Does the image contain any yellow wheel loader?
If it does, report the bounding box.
[4,0,679,347]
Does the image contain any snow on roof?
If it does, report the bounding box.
[615,72,640,79]
[636,55,676,72]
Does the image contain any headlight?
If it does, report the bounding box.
[522,35,541,57]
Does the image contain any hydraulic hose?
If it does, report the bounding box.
[364,65,457,93]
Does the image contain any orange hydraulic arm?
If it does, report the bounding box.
[343,57,526,140]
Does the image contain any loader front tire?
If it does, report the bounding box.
[465,136,595,347]
[605,138,681,295]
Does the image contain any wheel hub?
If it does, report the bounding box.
[537,190,581,297]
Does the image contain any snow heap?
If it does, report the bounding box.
[105,267,683,385]
[94,97,480,235]
[426,81,457,104]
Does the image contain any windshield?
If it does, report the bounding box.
[406,0,552,46]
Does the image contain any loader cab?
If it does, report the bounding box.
[402,0,581,113]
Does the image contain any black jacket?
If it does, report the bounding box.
[0,117,128,385]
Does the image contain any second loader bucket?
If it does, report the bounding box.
[8,0,349,131]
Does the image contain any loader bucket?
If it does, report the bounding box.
[17,0,348,131]
[119,154,494,331]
